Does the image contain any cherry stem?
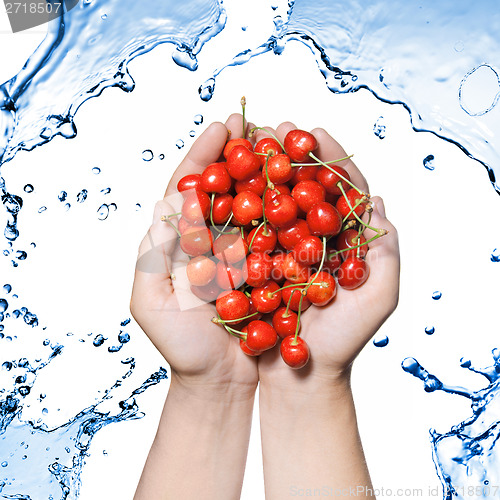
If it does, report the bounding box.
[215,314,245,339]
[248,221,264,251]
[160,215,181,238]
[284,289,295,317]
[214,311,259,324]
[338,183,380,233]
[326,231,387,258]
[341,196,368,223]
[290,154,354,167]
[249,126,285,151]
[308,152,365,196]
[293,293,304,343]
[304,237,327,293]
[270,282,324,296]
[241,96,246,138]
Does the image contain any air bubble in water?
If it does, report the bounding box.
[373,116,386,139]
[491,249,500,262]
[423,154,435,170]
[175,140,184,149]
[23,184,34,193]
[77,189,88,203]
[92,167,101,174]
[142,149,153,161]
[432,291,442,300]
[373,335,389,347]
[193,114,203,125]
[425,326,435,335]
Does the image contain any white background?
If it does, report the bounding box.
[1,2,500,499]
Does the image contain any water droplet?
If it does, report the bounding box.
[58,191,67,202]
[64,203,71,211]
[373,335,389,347]
[30,242,36,248]
[23,184,34,193]
[189,130,196,138]
[425,326,435,335]
[2,361,12,370]
[158,153,165,160]
[491,249,500,262]
[199,79,215,102]
[103,450,108,455]
[432,291,442,300]
[118,332,130,344]
[142,149,154,161]
[93,334,105,347]
[121,318,131,326]
[101,13,107,20]
[1,461,8,467]
[3,284,11,293]
[43,339,50,346]
[65,447,70,453]
[101,187,111,195]
[39,207,47,214]
[97,204,110,220]
[16,250,27,261]
[423,154,435,170]
[135,203,141,210]
[108,345,122,353]
[92,167,101,174]
[77,189,88,203]
[271,4,278,10]
[373,116,386,139]
[241,26,248,31]
[193,114,203,125]
[175,140,184,149]
[454,40,465,52]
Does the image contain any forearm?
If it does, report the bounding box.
[134,375,256,500]
[259,373,374,499]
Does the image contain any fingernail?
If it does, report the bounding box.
[375,198,386,218]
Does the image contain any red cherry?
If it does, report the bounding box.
[336,229,367,259]
[226,145,261,181]
[265,154,293,184]
[277,219,311,251]
[239,337,262,356]
[282,252,311,284]
[247,225,277,253]
[232,191,263,226]
[291,165,318,185]
[235,171,267,197]
[291,180,326,213]
[244,252,273,287]
[178,216,190,234]
[190,280,221,302]
[270,251,287,283]
[281,281,311,312]
[181,190,211,223]
[306,202,342,237]
[284,129,318,163]
[212,232,248,263]
[215,261,247,290]
[186,255,217,286]
[216,290,250,324]
[264,194,298,228]
[280,335,310,369]
[254,137,283,166]
[293,235,324,266]
[211,194,233,225]
[177,174,202,195]
[263,184,291,205]
[336,189,367,220]
[251,281,282,314]
[337,257,370,289]
[323,244,342,274]
[180,226,213,257]
[200,162,232,194]
[272,307,299,339]
[306,271,337,306]
[223,138,253,160]
[245,320,278,352]
[316,165,351,195]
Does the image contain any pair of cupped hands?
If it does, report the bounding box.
[130,113,399,397]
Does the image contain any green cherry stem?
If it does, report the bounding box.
[338,183,380,233]
[270,281,325,296]
[249,126,285,151]
[214,314,245,339]
[213,311,259,324]
[293,293,305,343]
[290,154,354,167]
[341,196,368,224]
[248,221,264,251]
[284,289,296,317]
[326,231,387,258]
[160,215,181,238]
[304,236,327,293]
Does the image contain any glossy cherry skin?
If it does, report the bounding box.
[272,307,299,339]
[281,281,311,312]
[181,190,211,223]
[226,145,261,181]
[293,235,324,266]
[223,138,253,159]
[282,252,311,284]
[251,281,282,314]
[277,219,311,251]
[177,174,202,195]
[180,226,213,257]
[254,137,283,166]
[240,336,262,356]
[264,194,298,228]
[306,202,342,237]
[337,257,370,289]
[232,191,263,226]
[290,165,318,185]
[245,252,273,287]
[190,280,221,303]
[306,271,337,306]
[336,189,367,220]
[265,154,293,184]
[284,129,318,163]
[200,162,232,194]
[247,225,277,253]
[216,290,250,324]
[291,180,326,213]
[235,171,267,197]
[215,261,247,290]
[211,194,233,225]
[280,335,310,369]
[212,232,248,264]
[336,229,367,259]
[270,251,287,283]
[316,165,351,195]
[186,255,217,287]
[263,184,291,205]
[245,320,278,352]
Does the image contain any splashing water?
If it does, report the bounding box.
[403,351,500,499]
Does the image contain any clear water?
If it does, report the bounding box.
[1,0,500,498]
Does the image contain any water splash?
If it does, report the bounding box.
[403,351,500,499]
[424,155,436,171]
[373,116,386,140]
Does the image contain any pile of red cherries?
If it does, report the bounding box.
[171,122,386,369]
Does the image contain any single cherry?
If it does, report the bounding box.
[316,165,351,195]
[336,189,367,220]
[280,335,310,369]
[284,129,318,163]
[200,162,232,194]
[226,145,261,181]
[291,180,326,213]
[251,281,282,314]
[337,257,370,289]
[177,174,202,195]
[265,154,293,184]
[336,229,367,259]
[306,271,336,306]
[181,190,211,223]
[282,252,311,283]
[211,194,233,225]
[264,194,298,228]
[293,235,324,266]
[244,252,273,288]
[247,225,277,254]
[245,320,278,352]
[290,165,318,185]
[223,138,253,160]
[270,251,287,283]
[254,137,283,166]
[272,307,299,339]
[232,191,263,226]
[186,255,217,287]
[180,226,213,257]
[306,202,342,237]
[216,290,250,323]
